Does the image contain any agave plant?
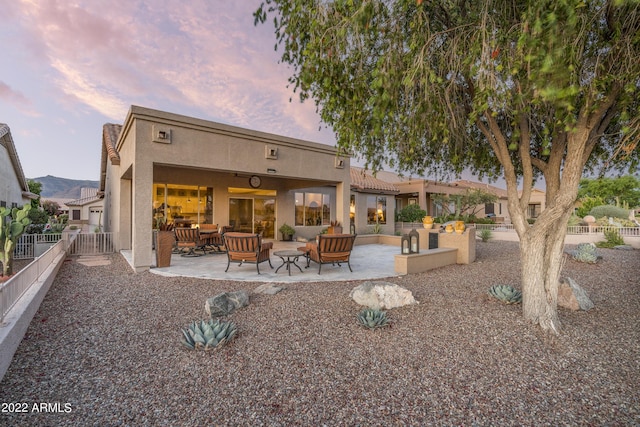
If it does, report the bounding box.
[488,285,522,304]
[181,319,237,351]
[357,308,390,329]
[572,243,599,263]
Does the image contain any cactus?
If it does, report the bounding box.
[0,205,32,277]
[357,308,390,329]
[488,285,522,304]
[181,319,237,351]
[571,243,599,263]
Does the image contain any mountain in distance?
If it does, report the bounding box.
[30,175,99,199]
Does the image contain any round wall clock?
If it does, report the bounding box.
[249,175,262,188]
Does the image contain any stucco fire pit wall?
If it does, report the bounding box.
[394,227,476,275]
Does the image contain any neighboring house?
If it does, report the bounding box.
[453,182,546,222]
[384,172,544,223]
[100,106,351,272]
[0,124,37,207]
[349,167,399,235]
[66,188,103,231]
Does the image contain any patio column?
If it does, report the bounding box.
[131,160,154,272]
[336,181,350,234]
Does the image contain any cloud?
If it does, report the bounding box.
[11,0,335,145]
[0,81,39,117]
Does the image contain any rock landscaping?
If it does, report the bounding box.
[0,241,637,425]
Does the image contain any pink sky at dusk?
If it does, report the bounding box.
[0,1,337,180]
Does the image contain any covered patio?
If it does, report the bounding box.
[122,240,399,283]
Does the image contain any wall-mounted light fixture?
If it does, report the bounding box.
[152,125,172,144]
[267,168,277,174]
[265,145,278,159]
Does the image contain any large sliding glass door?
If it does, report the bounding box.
[228,188,276,238]
[254,198,275,238]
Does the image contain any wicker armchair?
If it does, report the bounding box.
[298,234,356,274]
[223,232,273,274]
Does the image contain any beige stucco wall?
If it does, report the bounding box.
[351,192,396,236]
[0,143,29,207]
[105,106,350,272]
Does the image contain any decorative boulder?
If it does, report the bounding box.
[350,281,418,310]
[205,290,249,317]
[613,245,634,251]
[558,277,594,311]
[253,284,285,295]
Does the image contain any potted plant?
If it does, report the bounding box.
[155,219,175,268]
[279,223,295,241]
[327,220,343,234]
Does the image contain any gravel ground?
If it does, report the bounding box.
[0,241,638,426]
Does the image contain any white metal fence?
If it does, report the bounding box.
[1,238,66,322]
[1,232,116,323]
[66,232,115,255]
[13,233,63,260]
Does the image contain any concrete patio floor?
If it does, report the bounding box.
[123,241,400,283]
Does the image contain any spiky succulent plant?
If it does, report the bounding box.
[488,285,522,304]
[181,319,237,351]
[572,243,599,263]
[357,308,390,329]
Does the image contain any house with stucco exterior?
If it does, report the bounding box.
[100,106,351,272]
[0,124,37,208]
[66,188,104,231]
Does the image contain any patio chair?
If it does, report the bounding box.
[199,224,225,253]
[298,234,356,274]
[223,232,273,274]
[174,227,209,257]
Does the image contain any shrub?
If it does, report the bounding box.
[572,243,599,263]
[469,216,496,224]
[589,205,629,220]
[370,223,382,234]
[396,204,426,222]
[575,196,605,218]
[595,217,636,227]
[596,229,625,248]
[479,228,493,242]
[567,214,584,227]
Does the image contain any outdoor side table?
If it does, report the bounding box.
[274,250,304,276]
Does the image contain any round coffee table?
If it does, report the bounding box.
[274,250,304,276]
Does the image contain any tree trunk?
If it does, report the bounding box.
[518,209,573,334]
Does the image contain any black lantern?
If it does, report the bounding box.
[401,233,410,254]
[409,228,420,253]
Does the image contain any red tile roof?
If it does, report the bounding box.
[350,167,399,194]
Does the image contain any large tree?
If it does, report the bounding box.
[256,0,640,332]
[578,176,640,207]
